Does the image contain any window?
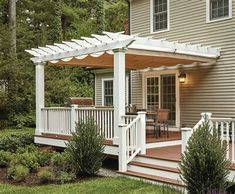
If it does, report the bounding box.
[207,0,232,22]
[152,0,169,32]
[146,77,159,111]
[103,80,113,106]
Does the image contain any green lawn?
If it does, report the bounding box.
[0,177,181,194]
[0,128,34,136]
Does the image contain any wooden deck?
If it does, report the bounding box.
[145,145,181,161]
[146,131,181,144]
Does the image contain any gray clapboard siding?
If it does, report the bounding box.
[130,0,235,127]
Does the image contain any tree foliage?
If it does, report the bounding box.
[180,120,230,194]
[0,0,128,128]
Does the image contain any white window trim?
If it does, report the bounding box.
[142,70,180,128]
[102,78,114,106]
[150,0,170,34]
[206,0,233,23]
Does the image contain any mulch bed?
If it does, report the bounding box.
[0,167,101,186]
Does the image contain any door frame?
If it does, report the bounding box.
[142,70,180,128]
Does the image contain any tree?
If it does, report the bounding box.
[180,120,230,194]
[8,0,16,59]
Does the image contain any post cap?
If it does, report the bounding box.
[181,127,192,131]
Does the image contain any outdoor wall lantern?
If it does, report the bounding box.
[178,72,186,83]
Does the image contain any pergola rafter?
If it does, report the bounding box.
[26,31,220,65]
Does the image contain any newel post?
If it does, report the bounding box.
[138,111,146,154]
[71,104,78,133]
[35,62,45,135]
[118,124,127,172]
[181,127,193,153]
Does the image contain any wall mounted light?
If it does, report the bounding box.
[178,72,186,83]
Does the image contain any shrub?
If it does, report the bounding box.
[9,113,35,129]
[0,133,34,152]
[66,120,105,176]
[37,151,53,167]
[7,164,29,182]
[10,152,39,172]
[57,171,76,184]
[37,167,54,183]
[50,152,71,175]
[180,120,230,194]
[16,144,38,154]
[0,150,13,167]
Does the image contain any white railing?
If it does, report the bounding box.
[75,107,114,140]
[125,115,141,164]
[122,115,137,125]
[41,106,114,140]
[181,112,235,163]
[41,107,72,135]
[210,118,235,162]
[119,111,146,172]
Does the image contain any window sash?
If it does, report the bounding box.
[103,80,113,106]
[210,0,229,20]
[153,0,168,31]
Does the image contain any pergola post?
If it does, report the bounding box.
[113,48,126,144]
[35,62,45,135]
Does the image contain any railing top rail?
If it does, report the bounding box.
[210,117,235,122]
[42,107,71,110]
[76,106,114,111]
[122,115,137,118]
[126,114,141,130]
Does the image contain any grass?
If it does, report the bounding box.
[0,177,181,194]
[0,128,34,136]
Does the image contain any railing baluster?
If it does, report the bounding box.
[226,122,230,160]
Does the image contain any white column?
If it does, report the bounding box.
[35,62,45,135]
[118,124,127,172]
[138,111,146,154]
[113,48,126,144]
[181,127,193,153]
[71,104,78,133]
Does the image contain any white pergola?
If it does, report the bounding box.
[26,31,220,141]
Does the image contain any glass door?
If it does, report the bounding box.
[145,74,176,126]
[146,77,159,112]
[161,75,176,125]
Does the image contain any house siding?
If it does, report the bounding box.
[130,0,235,127]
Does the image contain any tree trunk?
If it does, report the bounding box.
[8,0,16,59]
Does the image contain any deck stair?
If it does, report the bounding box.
[119,154,186,190]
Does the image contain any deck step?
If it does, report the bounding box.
[133,155,180,169]
[128,161,181,180]
[129,161,180,173]
[120,170,185,188]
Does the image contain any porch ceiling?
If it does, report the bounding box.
[26,31,220,69]
[51,51,207,70]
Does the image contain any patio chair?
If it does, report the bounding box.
[146,109,170,138]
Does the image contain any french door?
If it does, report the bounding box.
[145,74,176,126]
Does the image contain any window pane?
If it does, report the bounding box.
[210,0,229,20]
[103,80,113,106]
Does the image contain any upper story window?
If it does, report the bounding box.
[207,0,232,22]
[103,79,113,106]
[152,0,169,33]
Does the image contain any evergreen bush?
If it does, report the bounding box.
[180,120,230,194]
[66,120,105,176]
